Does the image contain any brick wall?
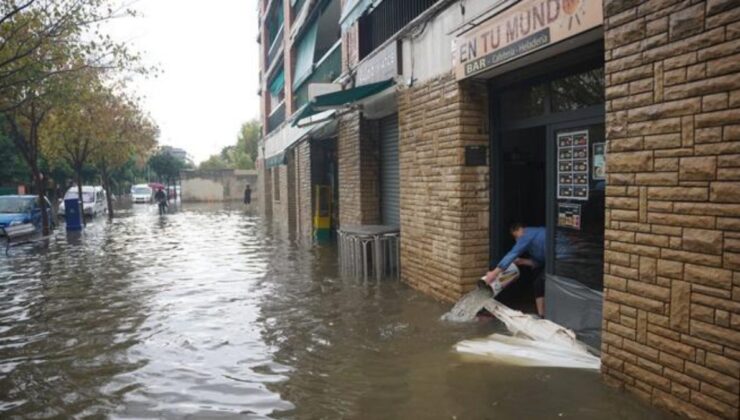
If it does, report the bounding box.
[602,1,740,418]
[272,154,297,234]
[296,141,313,241]
[257,159,272,217]
[398,73,490,302]
[338,110,381,227]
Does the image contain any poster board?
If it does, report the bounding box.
[557,130,589,201]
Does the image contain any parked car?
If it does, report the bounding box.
[0,195,55,232]
[58,186,108,217]
[131,184,153,204]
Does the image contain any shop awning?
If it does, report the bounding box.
[339,0,384,32]
[292,78,395,125]
[265,151,287,169]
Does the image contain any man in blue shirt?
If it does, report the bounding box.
[483,223,547,316]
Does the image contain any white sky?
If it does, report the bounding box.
[109,0,261,164]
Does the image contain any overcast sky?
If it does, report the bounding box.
[110,0,260,164]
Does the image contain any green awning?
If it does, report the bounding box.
[269,69,285,97]
[265,151,287,169]
[292,78,395,125]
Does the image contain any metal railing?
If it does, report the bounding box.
[267,101,286,134]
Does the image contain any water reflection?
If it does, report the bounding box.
[0,203,668,418]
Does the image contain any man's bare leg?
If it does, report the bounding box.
[536,297,544,318]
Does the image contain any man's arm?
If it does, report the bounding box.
[484,235,532,284]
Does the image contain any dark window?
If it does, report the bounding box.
[551,68,605,113]
[500,83,547,120]
[358,0,437,59]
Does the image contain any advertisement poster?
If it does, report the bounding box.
[558,202,582,230]
[557,130,589,201]
[592,143,606,180]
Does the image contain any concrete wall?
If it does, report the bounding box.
[398,73,490,302]
[601,1,740,418]
[180,169,258,202]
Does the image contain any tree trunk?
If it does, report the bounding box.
[102,169,114,219]
[76,172,85,225]
[34,170,50,236]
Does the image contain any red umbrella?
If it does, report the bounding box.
[148,182,165,190]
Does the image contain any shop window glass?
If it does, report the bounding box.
[500,83,547,120]
[553,123,605,290]
[550,68,605,113]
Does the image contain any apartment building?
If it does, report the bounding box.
[257,1,740,417]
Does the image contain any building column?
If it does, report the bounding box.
[398,73,490,302]
[337,110,381,227]
[601,2,740,419]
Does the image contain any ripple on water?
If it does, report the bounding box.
[0,203,671,419]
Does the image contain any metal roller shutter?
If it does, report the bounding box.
[379,114,400,226]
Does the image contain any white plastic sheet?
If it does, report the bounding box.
[446,289,601,370]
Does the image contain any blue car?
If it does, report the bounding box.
[0,195,55,232]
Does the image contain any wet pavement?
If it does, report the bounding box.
[0,203,671,419]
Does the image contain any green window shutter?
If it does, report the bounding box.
[269,69,285,97]
[292,21,318,90]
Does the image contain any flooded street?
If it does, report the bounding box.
[0,204,668,419]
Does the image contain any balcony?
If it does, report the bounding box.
[266,25,284,69]
[293,42,341,110]
[267,101,286,134]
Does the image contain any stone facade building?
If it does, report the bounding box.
[257,0,740,417]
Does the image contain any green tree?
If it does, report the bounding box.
[236,119,261,168]
[199,119,261,171]
[0,0,149,234]
[199,154,231,171]
[148,151,184,189]
[92,91,158,218]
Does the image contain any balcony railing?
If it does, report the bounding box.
[293,42,341,110]
[267,25,284,69]
[267,101,286,134]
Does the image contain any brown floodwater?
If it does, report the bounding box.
[0,203,672,419]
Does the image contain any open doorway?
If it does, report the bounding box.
[495,126,546,312]
[489,52,606,349]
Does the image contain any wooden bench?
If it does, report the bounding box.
[1,223,37,255]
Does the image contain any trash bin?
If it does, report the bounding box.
[64,198,82,231]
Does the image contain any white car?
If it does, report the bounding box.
[131,184,153,204]
[58,186,108,217]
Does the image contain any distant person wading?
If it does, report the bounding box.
[243,184,251,205]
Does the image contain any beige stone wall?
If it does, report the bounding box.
[602,1,740,418]
[257,159,272,217]
[338,110,381,227]
[272,160,295,233]
[180,170,257,202]
[296,141,313,241]
[398,73,490,302]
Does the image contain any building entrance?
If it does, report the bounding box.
[490,51,605,348]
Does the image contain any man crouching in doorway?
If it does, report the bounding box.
[483,223,547,317]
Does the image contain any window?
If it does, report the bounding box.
[499,66,605,123]
[292,0,340,89]
[273,167,281,201]
[358,0,436,59]
[267,0,284,48]
[551,68,605,113]
[268,68,286,111]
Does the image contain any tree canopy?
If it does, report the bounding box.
[199,119,261,171]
